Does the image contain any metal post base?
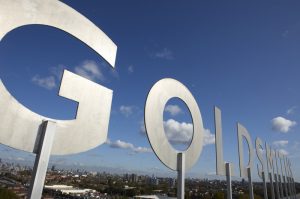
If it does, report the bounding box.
[226,163,232,199]
[248,168,254,199]
[27,121,56,199]
[177,153,185,199]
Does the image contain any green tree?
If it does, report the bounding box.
[0,188,19,199]
[214,191,225,199]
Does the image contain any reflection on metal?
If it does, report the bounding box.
[247,168,254,199]
[215,107,225,174]
[237,123,253,178]
[0,70,113,155]
[214,107,233,199]
[0,0,116,155]
[145,78,204,199]
[28,121,56,199]
[144,78,204,171]
[0,1,117,198]
[214,107,234,176]
[0,0,117,67]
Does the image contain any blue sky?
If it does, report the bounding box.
[0,0,300,181]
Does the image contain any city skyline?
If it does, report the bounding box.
[0,0,300,182]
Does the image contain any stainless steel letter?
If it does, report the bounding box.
[145,78,204,199]
[237,123,254,178]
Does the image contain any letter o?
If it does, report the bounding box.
[144,78,204,171]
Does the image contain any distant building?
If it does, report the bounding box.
[131,173,138,183]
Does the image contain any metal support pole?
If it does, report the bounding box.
[283,176,289,198]
[292,178,297,198]
[290,177,295,199]
[177,153,185,199]
[225,163,232,199]
[262,171,268,199]
[275,174,280,199]
[27,121,56,199]
[270,173,276,199]
[287,177,292,198]
[279,175,284,199]
[248,168,254,199]
[292,178,296,199]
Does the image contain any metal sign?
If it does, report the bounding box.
[0,0,117,198]
[0,1,297,199]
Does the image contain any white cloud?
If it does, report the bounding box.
[50,65,65,79]
[31,75,56,90]
[273,140,289,147]
[128,65,134,73]
[203,129,216,145]
[271,117,296,133]
[109,139,134,149]
[286,106,297,115]
[165,105,183,116]
[163,119,215,146]
[163,119,192,144]
[133,147,152,153]
[278,149,289,156]
[106,139,152,154]
[154,48,173,60]
[120,105,137,117]
[74,60,104,81]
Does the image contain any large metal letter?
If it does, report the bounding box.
[237,123,254,199]
[145,78,204,199]
[214,107,233,199]
[0,0,117,198]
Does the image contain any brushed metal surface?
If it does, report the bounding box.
[237,123,254,178]
[255,137,265,179]
[0,0,117,66]
[144,78,204,171]
[214,107,225,175]
[214,107,234,176]
[0,0,116,155]
[0,70,113,155]
[28,121,56,199]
